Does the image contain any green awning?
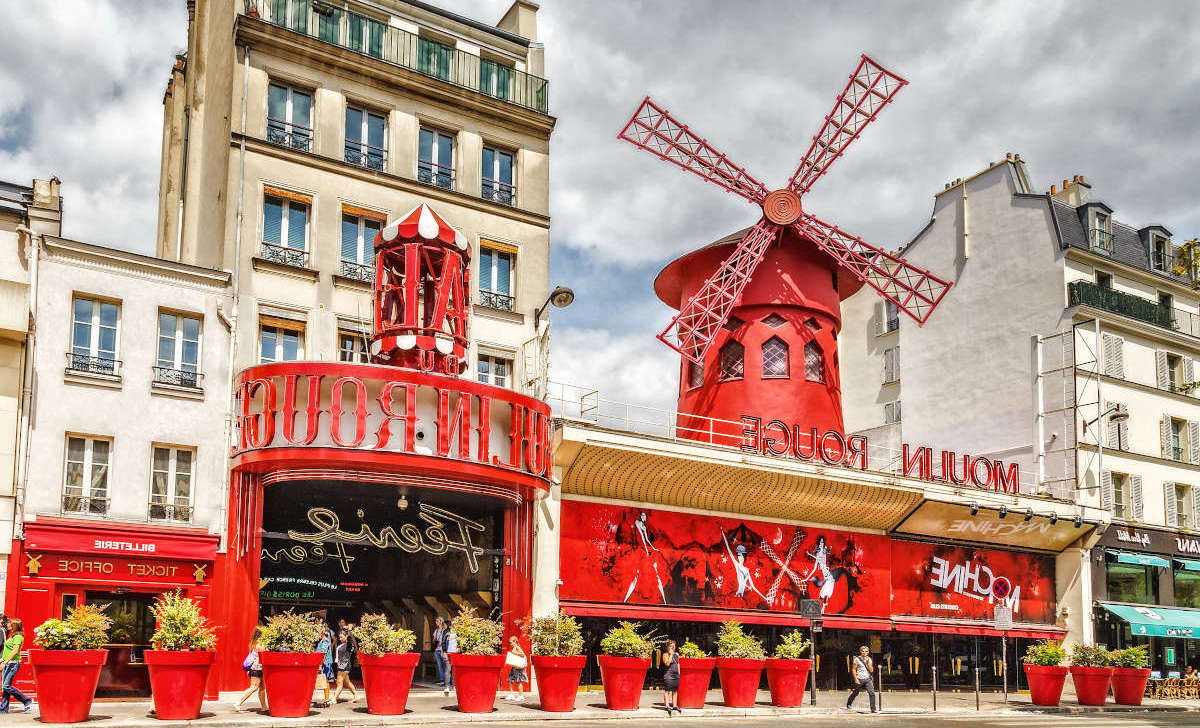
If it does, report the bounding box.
[1177,558,1200,572]
[1112,551,1171,568]
[1100,602,1200,638]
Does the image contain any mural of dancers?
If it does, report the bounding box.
[721,528,768,602]
[622,512,668,603]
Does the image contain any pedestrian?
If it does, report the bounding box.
[661,639,680,716]
[503,635,528,702]
[846,645,877,713]
[433,616,448,689]
[331,632,358,703]
[442,624,458,697]
[0,615,9,649]
[315,626,333,708]
[234,630,268,712]
[0,619,31,713]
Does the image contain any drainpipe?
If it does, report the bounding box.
[176,109,191,262]
[13,225,42,540]
[960,182,969,261]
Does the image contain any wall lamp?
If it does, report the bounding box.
[1023,508,1034,522]
[1049,513,1059,525]
[969,502,979,516]
[1081,405,1129,433]
[535,285,576,322]
[1074,515,1084,528]
[998,506,1008,519]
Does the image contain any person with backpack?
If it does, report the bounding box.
[846,645,878,713]
[234,629,268,712]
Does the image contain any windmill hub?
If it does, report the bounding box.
[762,189,803,225]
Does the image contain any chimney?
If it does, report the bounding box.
[28,177,63,237]
[498,1,542,76]
[1049,174,1092,207]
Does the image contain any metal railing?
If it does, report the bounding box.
[266,117,313,152]
[344,141,386,171]
[482,178,515,206]
[62,494,108,515]
[261,241,310,268]
[247,0,549,114]
[477,289,514,312]
[1152,249,1176,274]
[417,160,455,190]
[65,352,121,377]
[149,501,193,523]
[153,367,203,389]
[339,259,375,283]
[1090,228,1114,254]
[1068,280,1175,330]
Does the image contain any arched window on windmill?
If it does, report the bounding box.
[762,336,789,378]
[718,340,744,381]
[804,340,824,383]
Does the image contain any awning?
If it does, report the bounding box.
[892,617,1065,641]
[1099,602,1200,638]
[560,600,891,632]
[1112,551,1171,568]
[1176,558,1200,572]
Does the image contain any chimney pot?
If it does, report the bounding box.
[1051,185,1057,195]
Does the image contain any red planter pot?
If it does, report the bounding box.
[530,655,586,712]
[676,657,716,709]
[1111,667,1152,706]
[358,652,420,715]
[717,657,766,708]
[28,649,108,724]
[449,653,505,713]
[144,650,215,720]
[598,655,650,710]
[1023,664,1069,706]
[765,658,813,708]
[260,651,323,718]
[1070,665,1114,706]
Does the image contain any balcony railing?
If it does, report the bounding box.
[1068,279,1175,330]
[154,367,203,389]
[344,141,386,172]
[247,0,549,114]
[478,289,514,312]
[261,241,310,268]
[1089,228,1114,254]
[266,118,313,152]
[65,352,121,377]
[63,494,108,515]
[339,259,374,283]
[417,161,455,191]
[150,501,193,523]
[482,178,515,206]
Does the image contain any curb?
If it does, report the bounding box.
[1011,704,1196,714]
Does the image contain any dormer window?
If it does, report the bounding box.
[1152,234,1172,272]
[1091,211,1113,254]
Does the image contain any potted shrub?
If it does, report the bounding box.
[258,611,324,718]
[30,604,112,723]
[675,639,716,709]
[447,607,504,713]
[715,621,766,708]
[353,614,418,715]
[528,612,586,712]
[1068,643,1114,706]
[598,621,656,710]
[144,591,217,720]
[1022,640,1069,706]
[1110,646,1151,706]
[765,629,812,708]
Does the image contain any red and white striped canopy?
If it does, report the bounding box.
[379,203,468,250]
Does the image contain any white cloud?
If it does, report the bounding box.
[549,325,679,416]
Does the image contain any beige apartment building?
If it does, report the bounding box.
[156,0,555,393]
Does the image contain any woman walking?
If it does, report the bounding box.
[502,636,528,703]
[315,626,334,708]
[0,619,31,713]
[331,632,359,703]
[234,630,268,713]
[662,640,680,716]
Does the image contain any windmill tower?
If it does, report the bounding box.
[620,56,952,438]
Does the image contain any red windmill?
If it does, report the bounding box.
[619,55,952,438]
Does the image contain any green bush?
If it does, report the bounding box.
[1111,646,1149,669]
[773,629,812,659]
[150,590,216,651]
[452,607,503,656]
[715,621,765,660]
[353,614,416,656]
[529,612,584,657]
[1021,640,1066,667]
[34,604,112,650]
[260,611,323,653]
[678,639,707,659]
[599,621,659,658]
[1068,643,1112,668]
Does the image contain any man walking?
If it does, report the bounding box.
[433,617,448,689]
[846,644,877,713]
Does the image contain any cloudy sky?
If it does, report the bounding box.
[3,1,1200,411]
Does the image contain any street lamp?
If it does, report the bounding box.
[1080,405,1129,432]
[534,285,575,322]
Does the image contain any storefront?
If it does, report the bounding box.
[6,517,219,697]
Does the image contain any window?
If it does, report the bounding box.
[269,0,309,33]
[262,193,310,267]
[718,341,744,381]
[155,313,201,388]
[417,36,453,81]
[1095,270,1113,289]
[150,446,193,522]
[762,313,787,329]
[885,301,900,333]
[1111,472,1131,521]
[346,13,384,58]
[260,323,304,363]
[761,337,789,378]
[1177,483,1194,530]
[338,331,370,363]
[884,400,902,424]
[478,245,514,311]
[477,355,511,388]
[69,297,119,375]
[1153,235,1171,272]
[479,58,512,101]
[722,316,745,332]
[345,106,386,171]
[687,360,703,389]
[1091,211,1113,254]
[804,340,824,383]
[482,146,515,206]
[1160,292,1174,310]
[266,83,312,152]
[883,346,900,384]
[1176,567,1200,609]
[418,127,455,190]
[340,213,381,282]
[1168,353,1184,393]
[1105,560,1158,604]
[1172,418,1187,461]
[63,436,110,514]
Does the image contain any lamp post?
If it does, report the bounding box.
[535,285,575,324]
[1080,405,1130,498]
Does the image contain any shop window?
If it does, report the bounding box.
[88,591,155,646]
[687,359,703,389]
[344,106,386,171]
[260,323,305,363]
[418,126,455,190]
[804,340,824,383]
[63,436,110,515]
[478,244,515,312]
[266,82,313,152]
[338,331,370,363]
[761,337,789,378]
[155,312,201,388]
[718,341,744,381]
[1105,560,1159,604]
[477,354,511,388]
[150,446,194,522]
[69,296,120,375]
[1176,566,1200,609]
[340,212,381,282]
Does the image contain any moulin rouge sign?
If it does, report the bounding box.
[739,414,1020,493]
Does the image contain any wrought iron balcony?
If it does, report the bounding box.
[339,259,374,283]
[1068,280,1175,330]
[65,352,121,377]
[477,289,514,312]
[482,178,515,206]
[417,161,455,191]
[149,501,193,523]
[266,119,313,152]
[344,142,386,172]
[62,494,108,515]
[153,367,203,389]
[247,0,549,114]
[261,241,310,268]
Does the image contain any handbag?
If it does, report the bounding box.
[505,651,527,670]
[242,651,256,672]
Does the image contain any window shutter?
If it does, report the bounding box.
[1188,358,1196,394]
[1193,487,1200,532]
[1106,401,1120,448]
[1100,469,1113,511]
[874,302,885,336]
[1102,334,1124,378]
[1157,350,1170,389]
[1118,403,1129,448]
[1162,416,1172,459]
[1131,475,1144,521]
[1190,421,1200,464]
[1166,483,1179,527]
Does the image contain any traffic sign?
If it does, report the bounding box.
[995,604,1013,631]
[991,576,1012,601]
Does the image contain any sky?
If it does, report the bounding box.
[3,1,1200,412]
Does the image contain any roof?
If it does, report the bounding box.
[403,0,530,46]
[1047,197,1191,285]
[0,180,32,216]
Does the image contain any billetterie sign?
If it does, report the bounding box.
[739,414,1019,493]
